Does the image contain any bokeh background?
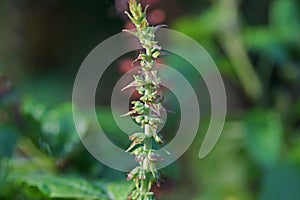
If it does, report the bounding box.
[1,0,300,199]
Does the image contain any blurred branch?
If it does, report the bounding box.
[217,0,263,101]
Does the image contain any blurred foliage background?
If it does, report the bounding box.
[0,0,300,199]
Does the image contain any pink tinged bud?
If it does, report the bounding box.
[127,173,133,181]
[156,182,161,188]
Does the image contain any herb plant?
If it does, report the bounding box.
[123,0,165,199]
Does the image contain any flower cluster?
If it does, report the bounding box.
[122,0,165,199]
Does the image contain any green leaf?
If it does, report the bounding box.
[270,0,300,42]
[12,174,109,199]
[173,8,220,40]
[22,98,47,121]
[243,28,278,49]
[0,126,19,158]
[10,174,134,200]
[260,163,300,200]
[244,110,283,167]
[9,138,56,174]
[105,181,134,200]
[41,103,88,156]
[0,158,9,188]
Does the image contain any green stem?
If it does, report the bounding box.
[125,1,163,199]
[142,87,152,195]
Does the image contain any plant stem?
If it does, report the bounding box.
[123,1,164,199]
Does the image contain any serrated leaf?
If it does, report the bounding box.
[105,181,134,200]
[12,174,109,199]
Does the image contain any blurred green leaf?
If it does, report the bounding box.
[172,8,220,53]
[173,11,218,40]
[104,181,134,200]
[22,98,47,121]
[41,103,88,156]
[13,174,109,200]
[10,174,134,200]
[260,163,300,200]
[0,158,9,188]
[243,27,290,64]
[270,0,300,44]
[0,126,19,158]
[244,110,283,167]
[185,121,254,200]
[244,0,300,63]
[289,134,300,165]
[9,138,56,174]
[244,28,278,49]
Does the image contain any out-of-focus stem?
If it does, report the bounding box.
[217,0,263,101]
